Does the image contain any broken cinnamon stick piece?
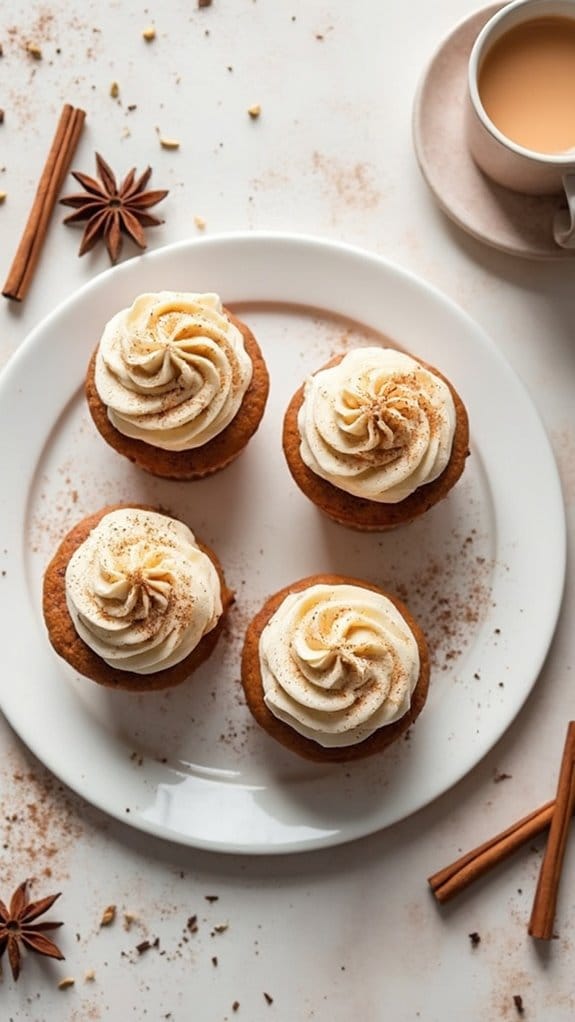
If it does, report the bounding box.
[528,721,575,940]
[428,799,556,904]
[2,104,86,302]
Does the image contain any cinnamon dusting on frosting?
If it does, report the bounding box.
[94,292,253,451]
[259,582,420,747]
[298,348,456,502]
[65,508,222,675]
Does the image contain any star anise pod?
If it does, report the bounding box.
[60,152,169,263]
[0,880,64,981]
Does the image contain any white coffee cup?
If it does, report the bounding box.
[466,0,575,248]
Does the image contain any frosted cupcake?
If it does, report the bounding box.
[43,504,233,692]
[241,574,430,762]
[283,347,469,530]
[86,292,269,479]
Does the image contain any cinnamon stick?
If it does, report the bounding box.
[428,799,556,904]
[528,721,575,940]
[2,104,85,302]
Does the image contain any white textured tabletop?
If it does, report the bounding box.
[1,1,574,1019]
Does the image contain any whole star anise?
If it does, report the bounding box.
[60,152,169,263]
[0,880,64,981]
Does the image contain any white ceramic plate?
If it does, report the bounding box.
[0,233,565,854]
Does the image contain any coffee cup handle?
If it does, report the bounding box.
[553,174,575,249]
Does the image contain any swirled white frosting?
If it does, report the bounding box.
[65,508,223,675]
[297,347,456,503]
[94,292,253,451]
[259,583,420,747]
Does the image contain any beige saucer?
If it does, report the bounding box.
[412,4,575,261]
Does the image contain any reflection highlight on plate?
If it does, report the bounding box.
[140,775,342,851]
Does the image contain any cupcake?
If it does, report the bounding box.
[241,574,430,762]
[43,504,233,692]
[85,292,269,479]
[283,346,469,530]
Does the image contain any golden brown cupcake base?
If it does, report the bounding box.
[282,353,470,531]
[241,574,430,763]
[85,310,270,480]
[43,503,234,693]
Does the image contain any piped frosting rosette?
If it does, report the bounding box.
[94,291,253,451]
[298,347,456,502]
[259,583,420,747]
[65,508,222,674]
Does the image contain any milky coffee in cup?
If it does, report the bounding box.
[478,16,575,156]
[466,0,575,248]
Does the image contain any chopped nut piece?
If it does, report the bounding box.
[110,81,120,99]
[136,939,151,955]
[26,42,42,59]
[0,43,3,57]
[232,1003,240,1013]
[468,932,481,947]
[100,904,117,927]
[263,992,274,1005]
[84,969,96,982]
[123,912,137,930]
[247,104,261,119]
[198,0,212,7]
[211,956,218,967]
[159,136,180,150]
[212,923,229,934]
[205,895,219,903]
[0,192,6,204]
[194,215,206,230]
[513,994,525,1016]
[58,977,75,990]
[142,26,156,41]
[0,109,4,124]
